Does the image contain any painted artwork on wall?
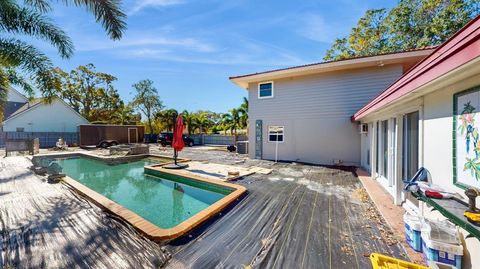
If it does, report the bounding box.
[453,86,480,189]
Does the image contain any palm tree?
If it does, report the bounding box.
[194,112,211,134]
[156,109,178,132]
[182,110,196,135]
[112,104,140,125]
[221,113,233,135]
[238,97,248,129]
[0,0,126,117]
[229,108,241,136]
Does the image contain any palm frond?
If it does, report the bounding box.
[0,1,74,58]
[0,38,59,97]
[62,0,127,40]
[23,0,52,12]
[6,68,34,97]
[0,68,10,120]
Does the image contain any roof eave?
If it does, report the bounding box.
[353,16,480,121]
[229,49,434,89]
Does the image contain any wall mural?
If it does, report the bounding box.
[454,86,480,189]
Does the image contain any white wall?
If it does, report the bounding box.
[3,99,88,132]
[7,88,28,103]
[422,74,480,268]
[247,65,403,165]
[361,74,480,267]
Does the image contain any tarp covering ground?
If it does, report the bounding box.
[164,161,406,269]
[0,157,169,269]
[0,149,407,268]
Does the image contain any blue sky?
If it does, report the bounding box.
[34,0,397,113]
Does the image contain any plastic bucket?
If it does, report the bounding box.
[404,213,423,252]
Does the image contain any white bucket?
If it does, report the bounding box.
[421,220,463,269]
[403,213,423,252]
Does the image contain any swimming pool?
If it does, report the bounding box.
[45,154,246,241]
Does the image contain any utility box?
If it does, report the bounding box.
[236,141,249,154]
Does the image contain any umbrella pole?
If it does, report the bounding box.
[174,149,177,165]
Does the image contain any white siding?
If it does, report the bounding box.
[248,65,403,165]
[7,88,28,103]
[3,99,88,132]
[422,74,480,268]
[360,74,480,267]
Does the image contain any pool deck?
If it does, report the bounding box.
[0,146,410,268]
[0,156,169,268]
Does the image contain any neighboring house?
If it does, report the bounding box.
[353,17,480,266]
[230,49,433,165]
[3,98,89,133]
[4,87,28,120]
[1,88,89,147]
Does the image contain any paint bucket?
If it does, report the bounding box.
[421,220,463,269]
[404,213,423,252]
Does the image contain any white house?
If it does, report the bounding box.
[353,16,480,267]
[2,88,89,147]
[4,87,28,119]
[230,49,433,165]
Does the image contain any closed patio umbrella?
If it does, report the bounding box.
[172,114,185,166]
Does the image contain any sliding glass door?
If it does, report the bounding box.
[402,111,419,207]
[381,120,389,178]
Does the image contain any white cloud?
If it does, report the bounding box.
[129,0,185,15]
[298,14,344,43]
[77,35,217,53]
[120,40,307,67]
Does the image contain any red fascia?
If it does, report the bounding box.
[352,16,480,122]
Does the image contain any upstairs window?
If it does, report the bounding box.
[268,126,284,142]
[258,82,273,99]
[16,127,24,132]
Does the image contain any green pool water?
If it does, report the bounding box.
[55,157,227,229]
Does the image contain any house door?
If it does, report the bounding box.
[402,111,420,208]
[376,119,396,196]
[128,128,138,143]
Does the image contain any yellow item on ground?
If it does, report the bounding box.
[464,211,480,222]
[370,253,428,269]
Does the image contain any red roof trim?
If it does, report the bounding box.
[228,47,435,80]
[353,16,480,121]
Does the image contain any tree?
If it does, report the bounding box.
[238,97,248,129]
[194,112,213,134]
[112,104,141,125]
[182,110,195,135]
[0,0,126,117]
[156,109,178,132]
[52,64,124,122]
[324,0,480,61]
[131,79,164,134]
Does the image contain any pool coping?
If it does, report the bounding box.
[34,152,247,242]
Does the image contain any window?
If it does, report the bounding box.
[268,126,284,142]
[16,127,24,132]
[258,82,273,99]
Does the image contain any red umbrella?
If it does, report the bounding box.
[172,114,185,151]
[172,114,185,165]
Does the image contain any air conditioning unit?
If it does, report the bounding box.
[359,123,368,134]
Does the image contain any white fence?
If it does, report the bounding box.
[190,134,248,145]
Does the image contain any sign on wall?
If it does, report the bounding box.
[453,86,480,189]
